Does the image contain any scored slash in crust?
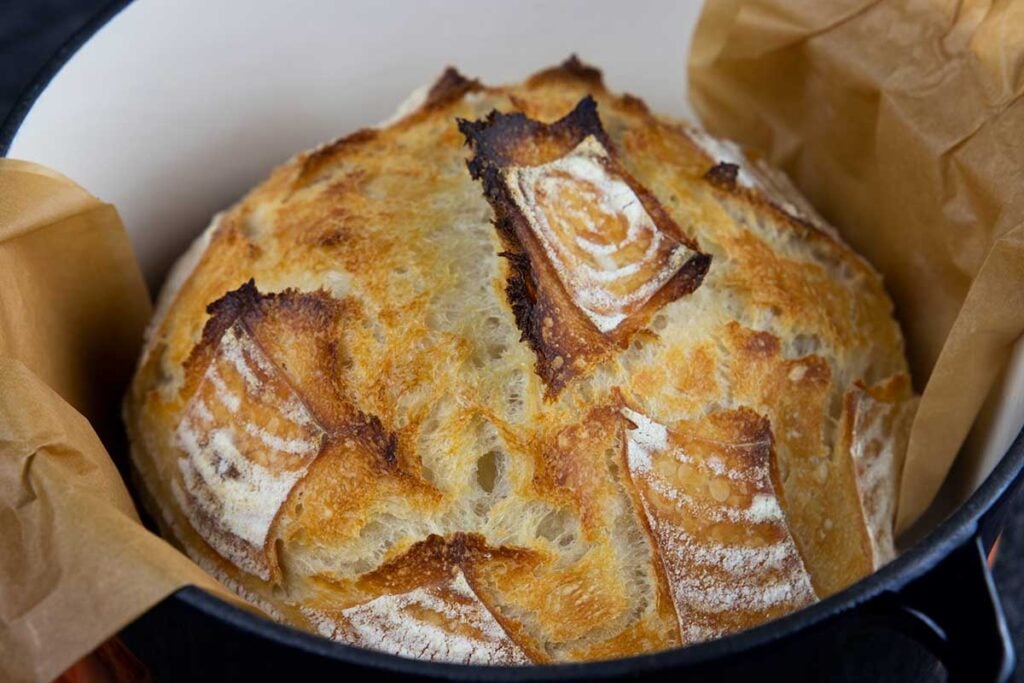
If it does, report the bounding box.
[307,534,534,665]
[620,405,817,641]
[459,97,711,395]
[175,280,414,581]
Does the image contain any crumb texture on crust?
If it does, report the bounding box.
[125,57,915,665]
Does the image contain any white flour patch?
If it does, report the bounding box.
[507,136,696,333]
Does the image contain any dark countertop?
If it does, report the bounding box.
[3,1,1022,680]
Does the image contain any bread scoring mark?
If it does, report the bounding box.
[461,97,710,394]
[177,280,409,580]
[303,534,536,664]
[175,322,326,580]
[620,406,816,643]
[685,125,839,240]
[533,405,628,534]
[506,136,700,332]
[839,374,916,566]
[337,569,530,665]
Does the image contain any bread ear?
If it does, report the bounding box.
[461,98,709,395]
[835,375,917,567]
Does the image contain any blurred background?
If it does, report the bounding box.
[2,1,1023,680]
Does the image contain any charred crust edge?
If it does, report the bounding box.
[459,98,617,395]
[498,249,582,394]
[691,142,855,260]
[526,54,605,88]
[187,279,345,377]
[459,95,612,178]
[180,280,422,580]
[424,67,483,109]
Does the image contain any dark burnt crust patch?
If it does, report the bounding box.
[500,248,605,393]
[348,411,401,471]
[460,98,614,394]
[186,280,340,398]
[461,95,613,175]
[704,161,739,190]
[459,97,710,396]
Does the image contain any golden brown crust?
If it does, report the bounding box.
[125,57,914,664]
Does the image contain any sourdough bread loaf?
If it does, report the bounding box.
[124,58,917,664]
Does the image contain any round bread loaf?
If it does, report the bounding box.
[125,58,917,664]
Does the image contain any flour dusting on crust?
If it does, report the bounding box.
[313,570,529,665]
[622,407,816,641]
[174,323,324,579]
[508,136,697,333]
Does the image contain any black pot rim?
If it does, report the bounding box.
[4,1,1023,678]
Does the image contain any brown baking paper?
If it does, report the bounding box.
[689,0,1024,534]
[0,159,239,683]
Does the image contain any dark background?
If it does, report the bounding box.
[3,0,1023,679]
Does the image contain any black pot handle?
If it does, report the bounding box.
[888,535,1015,682]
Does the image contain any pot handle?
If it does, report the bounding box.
[888,535,1015,682]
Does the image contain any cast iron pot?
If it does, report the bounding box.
[2,2,1021,681]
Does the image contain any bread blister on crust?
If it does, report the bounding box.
[460,96,710,395]
[125,56,918,665]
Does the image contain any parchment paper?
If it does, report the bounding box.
[0,160,238,683]
[689,0,1024,534]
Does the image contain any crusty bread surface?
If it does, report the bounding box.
[124,58,915,664]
